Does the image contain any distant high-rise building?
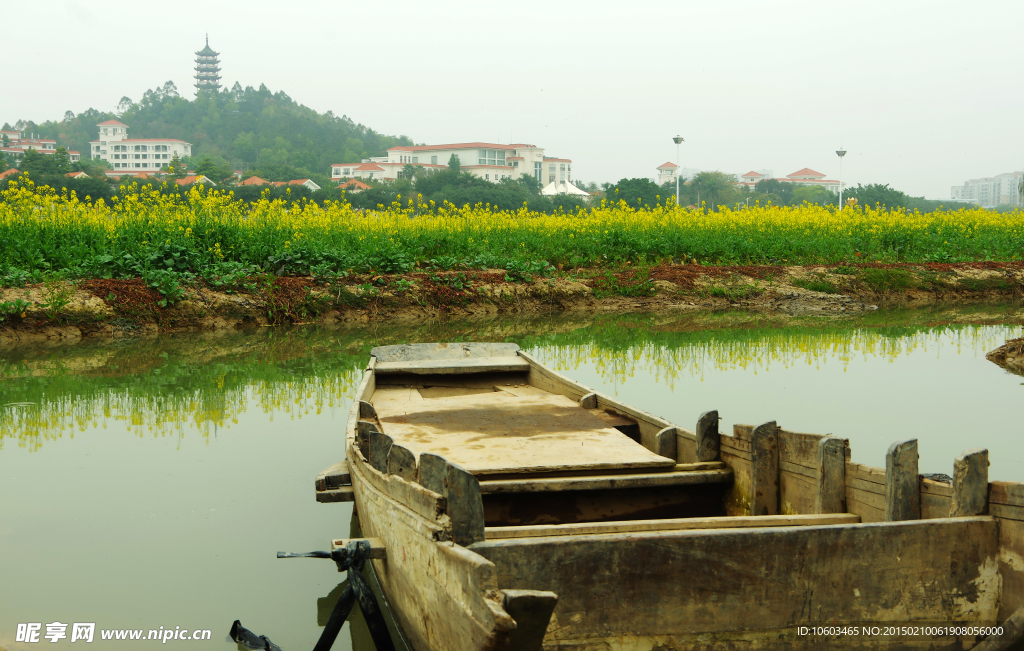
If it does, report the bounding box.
[952,172,1023,208]
[194,36,221,95]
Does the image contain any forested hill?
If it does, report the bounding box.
[5,81,412,180]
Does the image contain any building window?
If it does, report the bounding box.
[431,156,437,164]
[343,168,351,175]
[412,157,418,164]
[549,175,555,183]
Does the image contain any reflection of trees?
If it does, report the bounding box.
[2,309,1020,450]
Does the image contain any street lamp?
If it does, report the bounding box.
[836,148,847,208]
[673,135,684,207]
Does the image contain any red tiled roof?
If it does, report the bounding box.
[787,168,825,178]
[97,120,129,127]
[355,164,385,171]
[238,176,268,185]
[175,175,212,185]
[288,179,313,185]
[340,179,372,190]
[65,171,89,178]
[742,171,763,177]
[388,142,518,152]
[0,169,20,179]
[658,162,679,169]
[331,163,364,168]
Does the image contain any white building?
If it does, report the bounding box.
[2,130,81,163]
[737,168,841,193]
[952,172,1022,208]
[656,162,701,185]
[89,120,192,175]
[331,142,572,184]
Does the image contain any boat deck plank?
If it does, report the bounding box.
[373,388,675,476]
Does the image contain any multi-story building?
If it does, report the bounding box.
[331,142,572,185]
[89,120,192,176]
[656,162,701,185]
[736,168,841,193]
[2,130,81,163]
[952,172,1022,208]
[194,37,221,95]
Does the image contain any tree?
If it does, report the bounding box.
[19,149,59,176]
[605,178,664,208]
[447,153,461,173]
[843,183,908,209]
[52,147,73,174]
[688,171,739,210]
[168,153,186,179]
[0,152,7,173]
[194,155,233,182]
[116,96,134,115]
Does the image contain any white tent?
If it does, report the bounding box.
[541,180,590,196]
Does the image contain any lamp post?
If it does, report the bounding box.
[673,135,684,207]
[836,148,847,208]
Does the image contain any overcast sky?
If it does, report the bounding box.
[5,1,1022,198]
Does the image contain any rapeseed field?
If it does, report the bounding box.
[1,177,1021,279]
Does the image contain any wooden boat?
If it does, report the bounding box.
[315,342,1024,650]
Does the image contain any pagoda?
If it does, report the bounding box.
[194,35,221,95]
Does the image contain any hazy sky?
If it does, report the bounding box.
[5,1,1022,198]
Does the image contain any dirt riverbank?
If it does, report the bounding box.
[1,261,1022,347]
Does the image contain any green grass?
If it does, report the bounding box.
[701,284,763,301]
[859,268,915,293]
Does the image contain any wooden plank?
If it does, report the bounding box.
[418,453,447,495]
[316,486,355,503]
[780,471,816,515]
[329,537,387,562]
[722,446,753,516]
[518,350,592,401]
[501,590,558,651]
[779,460,817,479]
[315,460,351,491]
[368,429,393,474]
[951,448,989,517]
[733,424,754,440]
[847,485,886,511]
[846,476,887,495]
[374,356,532,375]
[885,439,920,522]
[446,461,486,546]
[371,342,521,362]
[990,481,1024,507]
[579,392,598,409]
[991,503,1024,523]
[387,443,418,481]
[921,491,952,520]
[348,453,515,651]
[973,600,1024,651]
[375,390,674,476]
[485,513,862,540]
[477,469,733,494]
[675,462,725,471]
[470,518,1001,645]
[655,426,677,460]
[998,519,1024,623]
[751,421,780,516]
[676,429,697,464]
[359,400,376,418]
[350,446,446,522]
[720,435,751,454]
[815,437,847,515]
[695,410,720,462]
[921,477,953,496]
[846,495,884,524]
[846,461,886,485]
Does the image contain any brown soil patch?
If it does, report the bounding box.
[80,278,162,317]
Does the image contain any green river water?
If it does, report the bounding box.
[1,306,1022,650]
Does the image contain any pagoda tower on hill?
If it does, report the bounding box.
[194,35,221,95]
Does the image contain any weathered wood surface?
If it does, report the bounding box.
[696,410,720,462]
[815,437,846,514]
[477,468,733,494]
[990,481,1024,508]
[374,356,532,375]
[470,517,1000,648]
[751,421,780,516]
[578,392,597,409]
[368,429,393,474]
[348,454,516,651]
[358,400,376,418]
[998,518,1024,624]
[315,460,351,491]
[386,443,418,481]
[501,590,558,651]
[418,453,485,545]
[349,445,446,522]
[373,389,674,476]
[483,483,727,527]
[330,537,387,562]
[654,426,677,460]
[950,448,989,517]
[921,477,953,520]
[485,513,861,540]
[518,350,592,402]
[885,439,921,522]
[371,341,521,362]
[975,599,1024,651]
[722,432,754,516]
[316,486,355,503]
